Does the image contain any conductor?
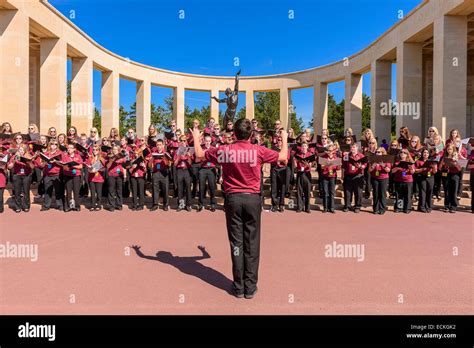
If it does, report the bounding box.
[192,119,288,299]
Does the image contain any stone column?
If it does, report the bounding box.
[101,70,119,136]
[246,90,254,120]
[210,88,220,122]
[40,38,67,134]
[280,87,289,130]
[0,10,29,132]
[173,85,185,131]
[71,57,93,134]
[313,81,328,136]
[136,80,151,137]
[433,15,467,140]
[345,73,363,137]
[396,42,423,136]
[371,60,392,143]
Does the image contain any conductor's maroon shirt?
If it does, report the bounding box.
[204,140,279,194]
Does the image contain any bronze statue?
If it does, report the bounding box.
[212,69,241,126]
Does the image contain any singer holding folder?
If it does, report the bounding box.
[192,119,287,299]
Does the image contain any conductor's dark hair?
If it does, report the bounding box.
[234,119,252,140]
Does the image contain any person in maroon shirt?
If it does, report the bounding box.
[8,144,34,212]
[149,139,171,211]
[0,153,7,213]
[39,140,64,211]
[414,148,437,213]
[85,144,106,211]
[468,149,474,213]
[319,144,341,213]
[174,135,193,212]
[127,146,147,211]
[196,135,217,212]
[438,143,463,213]
[454,137,467,198]
[270,137,290,212]
[61,143,83,212]
[368,147,392,215]
[294,142,314,213]
[392,149,415,213]
[342,143,366,213]
[192,119,287,299]
[106,144,127,211]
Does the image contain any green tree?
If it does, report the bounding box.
[327,94,345,138]
[362,93,371,132]
[93,107,101,136]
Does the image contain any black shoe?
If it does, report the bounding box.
[40,207,50,212]
[22,208,30,212]
[322,209,327,213]
[197,205,204,212]
[245,287,258,299]
[186,206,192,212]
[305,208,311,214]
[354,208,360,213]
[380,210,386,215]
[64,207,71,212]
[230,288,244,299]
[270,206,278,212]
[330,209,335,214]
[130,206,136,211]
[404,210,411,214]
[210,205,216,212]
[89,207,95,212]
[342,207,349,212]
[150,205,158,211]
[15,208,21,213]
[279,205,285,212]
[74,206,80,212]
[177,207,183,212]
[136,206,144,211]
[296,209,302,213]
[163,206,169,211]
[95,205,102,211]
[116,206,123,211]
[449,209,455,214]
[106,207,115,212]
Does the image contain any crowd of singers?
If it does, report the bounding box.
[0,118,473,215]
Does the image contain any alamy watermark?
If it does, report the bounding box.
[217,148,257,167]
[324,241,365,262]
[0,241,38,262]
[380,99,420,120]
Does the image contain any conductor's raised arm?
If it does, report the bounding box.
[278,130,288,162]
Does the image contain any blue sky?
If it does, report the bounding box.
[56,0,421,126]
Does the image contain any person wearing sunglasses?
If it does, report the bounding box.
[174,135,193,212]
[368,147,391,215]
[88,127,100,146]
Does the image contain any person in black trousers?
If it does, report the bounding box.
[294,142,313,213]
[174,136,193,212]
[61,144,83,212]
[192,119,288,299]
[8,145,34,213]
[414,148,437,213]
[149,139,171,211]
[368,147,391,214]
[106,145,127,211]
[197,136,217,212]
[270,137,289,212]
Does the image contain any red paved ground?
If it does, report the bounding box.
[0,205,472,314]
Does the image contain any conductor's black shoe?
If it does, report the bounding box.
[230,289,244,298]
[197,205,203,212]
[210,205,216,212]
[186,205,192,212]
[163,205,169,211]
[40,207,49,212]
[150,205,158,211]
[245,287,258,299]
